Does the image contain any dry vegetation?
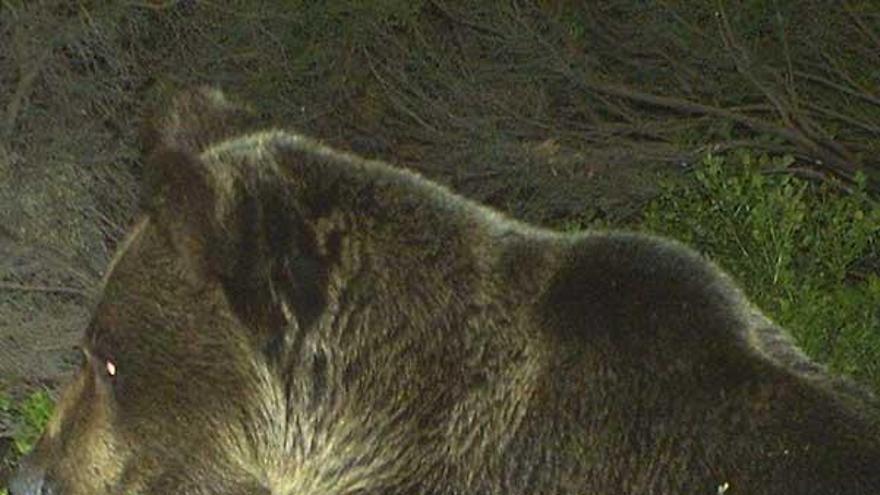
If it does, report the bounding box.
[1,0,878,485]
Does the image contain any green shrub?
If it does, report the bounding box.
[0,394,11,415]
[642,151,880,391]
[1,390,54,495]
[4,390,54,457]
[15,390,54,456]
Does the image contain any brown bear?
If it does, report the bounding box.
[9,88,880,495]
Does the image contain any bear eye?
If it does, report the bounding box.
[105,359,117,378]
[84,347,118,381]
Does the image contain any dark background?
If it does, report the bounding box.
[1,0,878,485]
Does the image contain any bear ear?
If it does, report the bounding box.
[142,145,328,346]
[142,146,225,283]
[141,86,258,155]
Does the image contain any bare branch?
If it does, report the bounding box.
[844,1,880,53]
[3,47,51,142]
[0,282,90,298]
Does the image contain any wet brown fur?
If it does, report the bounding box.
[11,88,880,494]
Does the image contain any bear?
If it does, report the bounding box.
[9,87,880,495]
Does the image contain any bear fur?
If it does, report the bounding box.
[10,87,880,495]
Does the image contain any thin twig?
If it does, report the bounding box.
[361,47,443,136]
[714,5,861,177]
[716,6,793,128]
[819,49,877,99]
[3,47,51,142]
[0,228,100,289]
[427,0,505,38]
[794,70,880,108]
[803,102,880,135]
[844,1,880,53]
[0,282,90,297]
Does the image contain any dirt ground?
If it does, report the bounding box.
[1,0,878,483]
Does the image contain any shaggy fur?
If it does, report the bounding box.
[10,88,880,495]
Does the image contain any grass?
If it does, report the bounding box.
[642,151,880,391]
[1,389,54,492]
[9,391,54,457]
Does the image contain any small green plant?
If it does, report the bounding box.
[0,394,11,415]
[0,390,54,495]
[2,390,54,495]
[642,151,880,392]
[13,390,54,456]
[2,390,53,454]
[1,392,13,495]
